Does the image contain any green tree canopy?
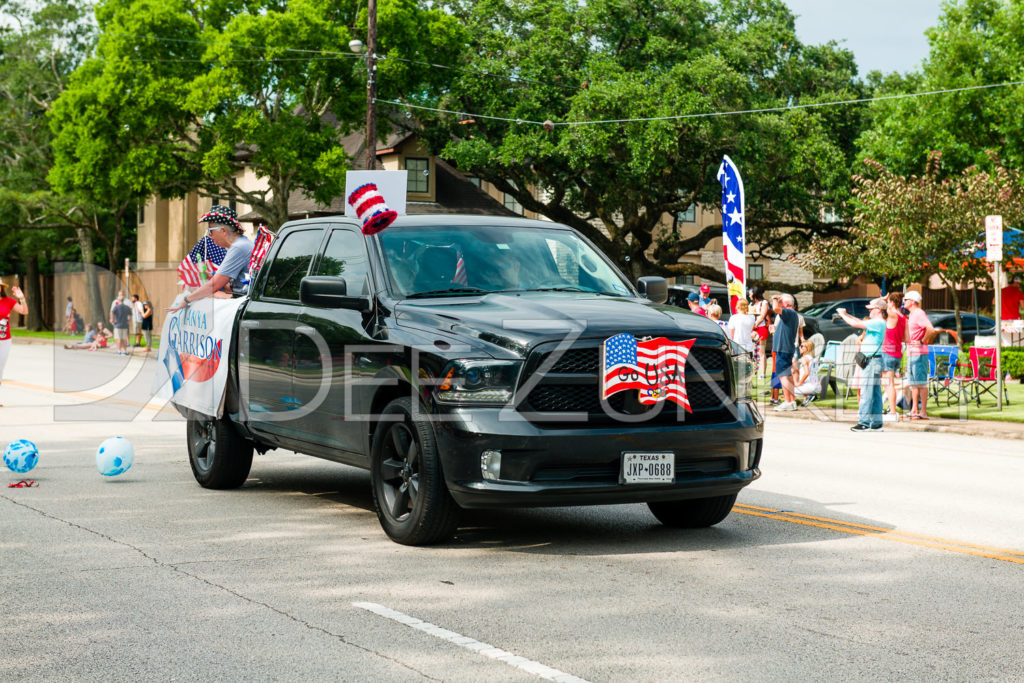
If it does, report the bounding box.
[810,151,1024,342]
[857,0,1024,176]
[49,0,465,229]
[419,0,867,279]
[0,0,108,326]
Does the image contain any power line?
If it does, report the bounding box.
[100,32,580,90]
[379,79,1024,127]
[95,56,349,64]
[376,98,546,125]
[102,31,360,58]
[382,54,583,91]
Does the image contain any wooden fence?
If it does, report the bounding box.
[1,266,183,335]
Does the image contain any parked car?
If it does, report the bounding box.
[926,311,996,345]
[799,297,873,343]
[666,284,732,321]
[181,215,763,545]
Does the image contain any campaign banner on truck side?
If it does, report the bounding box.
[152,296,244,418]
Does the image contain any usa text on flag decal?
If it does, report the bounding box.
[601,333,697,411]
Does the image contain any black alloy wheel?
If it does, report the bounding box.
[370,398,460,545]
[187,415,254,489]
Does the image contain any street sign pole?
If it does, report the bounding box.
[986,216,1003,411]
[996,263,1003,411]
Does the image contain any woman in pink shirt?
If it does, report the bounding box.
[881,292,909,421]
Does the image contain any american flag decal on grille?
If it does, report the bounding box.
[600,333,696,411]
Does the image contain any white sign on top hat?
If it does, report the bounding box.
[344,170,408,218]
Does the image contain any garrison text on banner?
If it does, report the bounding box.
[152,296,244,418]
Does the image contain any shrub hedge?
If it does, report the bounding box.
[1002,347,1024,380]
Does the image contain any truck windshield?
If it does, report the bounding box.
[377,224,633,298]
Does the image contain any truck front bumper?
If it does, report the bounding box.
[432,402,764,509]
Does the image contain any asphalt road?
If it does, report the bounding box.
[2,344,1023,681]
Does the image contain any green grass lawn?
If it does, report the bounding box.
[13,328,161,350]
[759,374,1024,423]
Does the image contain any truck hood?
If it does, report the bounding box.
[393,293,726,358]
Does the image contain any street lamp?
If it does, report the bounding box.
[349,0,378,170]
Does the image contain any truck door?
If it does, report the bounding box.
[291,226,377,455]
[237,227,324,442]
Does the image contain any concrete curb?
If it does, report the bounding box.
[11,337,59,346]
[766,403,1024,440]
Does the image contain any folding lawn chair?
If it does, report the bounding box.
[821,340,840,367]
[927,345,959,405]
[829,334,860,401]
[807,333,825,360]
[949,346,1010,406]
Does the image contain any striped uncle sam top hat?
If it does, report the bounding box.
[348,183,398,235]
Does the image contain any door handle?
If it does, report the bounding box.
[240,320,261,329]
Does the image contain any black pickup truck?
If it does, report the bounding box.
[184,215,763,544]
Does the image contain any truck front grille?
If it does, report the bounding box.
[517,342,734,426]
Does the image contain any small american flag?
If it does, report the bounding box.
[452,249,468,285]
[177,255,202,288]
[601,333,696,411]
[249,224,275,274]
[177,236,227,287]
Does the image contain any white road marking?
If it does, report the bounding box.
[353,602,591,683]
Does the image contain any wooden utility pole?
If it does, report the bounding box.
[366,0,378,170]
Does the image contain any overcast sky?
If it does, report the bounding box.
[784,0,946,76]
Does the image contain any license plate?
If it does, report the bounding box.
[621,452,675,484]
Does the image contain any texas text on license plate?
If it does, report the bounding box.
[621,452,675,484]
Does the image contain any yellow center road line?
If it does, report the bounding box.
[4,379,169,413]
[735,503,1024,565]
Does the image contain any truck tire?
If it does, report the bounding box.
[370,398,461,545]
[648,494,737,528]
[187,415,254,489]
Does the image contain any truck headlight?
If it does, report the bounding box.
[436,360,522,405]
[729,341,754,401]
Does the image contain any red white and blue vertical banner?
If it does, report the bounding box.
[717,155,746,315]
[152,296,245,418]
[601,333,696,411]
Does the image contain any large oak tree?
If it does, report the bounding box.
[49,0,465,230]
[419,0,868,281]
[0,0,112,325]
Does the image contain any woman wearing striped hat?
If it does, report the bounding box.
[168,205,253,312]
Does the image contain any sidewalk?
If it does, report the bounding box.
[10,337,1024,441]
[766,402,1024,440]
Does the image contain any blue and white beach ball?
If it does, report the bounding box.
[3,439,39,474]
[96,437,134,477]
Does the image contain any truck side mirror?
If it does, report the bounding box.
[636,276,668,304]
[300,276,371,311]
